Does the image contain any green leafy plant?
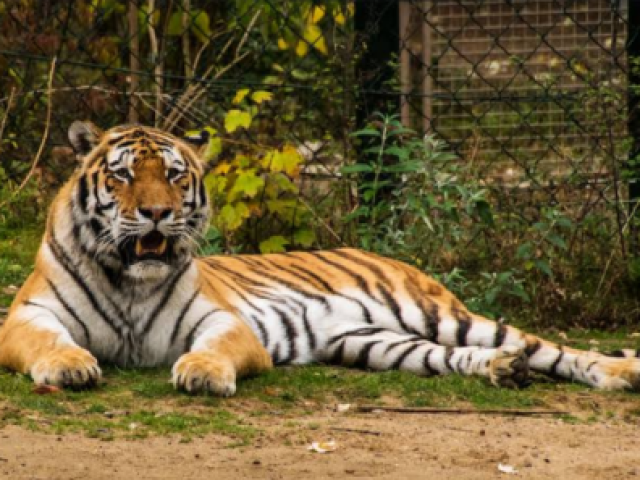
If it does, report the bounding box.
[197,90,315,253]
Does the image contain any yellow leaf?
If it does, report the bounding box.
[213,161,232,175]
[224,109,252,133]
[311,6,325,24]
[335,11,346,25]
[295,41,308,57]
[347,3,354,17]
[251,91,273,104]
[303,24,327,55]
[277,38,289,50]
[232,89,250,104]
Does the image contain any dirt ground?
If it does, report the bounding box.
[1,410,638,480]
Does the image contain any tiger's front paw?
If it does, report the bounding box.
[489,346,530,389]
[30,347,101,389]
[172,352,237,397]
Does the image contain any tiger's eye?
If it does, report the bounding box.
[113,168,131,181]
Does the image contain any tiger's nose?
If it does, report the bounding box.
[138,206,172,222]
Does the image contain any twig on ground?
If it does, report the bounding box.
[355,405,569,416]
[330,427,382,436]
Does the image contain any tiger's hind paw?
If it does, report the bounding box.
[593,357,640,391]
[30,347,101,389]
[489,346,530,389]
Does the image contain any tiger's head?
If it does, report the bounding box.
[66,121,210,282]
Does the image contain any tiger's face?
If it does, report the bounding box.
[68,122,210,281]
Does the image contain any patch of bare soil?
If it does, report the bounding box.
[1,410,638,479]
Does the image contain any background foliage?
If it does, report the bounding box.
[0,1,639,329]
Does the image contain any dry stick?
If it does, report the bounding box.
[0,87,15,144]
[297,196,346,246]
[162,9,261,132]
[7,58,57,204]
[355,405,569,416]
[163,50,251,132]
[330,427,382,436]
[0,59,56,210]
[182,0,192,78]
[147,0,163,127]
[128,0,140,123]
[596,198,640,296]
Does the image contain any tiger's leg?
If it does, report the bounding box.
[324,326,529,387]
[171,312,272,396]
[422,301,640,391]
[0,304,101,388]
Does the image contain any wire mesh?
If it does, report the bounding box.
[0,0,636,251]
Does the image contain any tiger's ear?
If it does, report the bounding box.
[68,121,104,155]
[182,129,211,158]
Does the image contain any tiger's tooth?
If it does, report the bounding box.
[157,238,167,255]
[135,239,144,256]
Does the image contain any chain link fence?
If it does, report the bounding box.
[0,0,638,260]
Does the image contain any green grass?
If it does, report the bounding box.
[1,362,639,441]
[0,225,41,307]
[1,225,639,441]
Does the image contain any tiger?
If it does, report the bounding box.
[0,121,639,397]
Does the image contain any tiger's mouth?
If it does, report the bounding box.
[135,231,167,258]
[120,231,174,266]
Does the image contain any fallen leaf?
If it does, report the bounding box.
[497,463,518,474]
[308,440,337,454]
[336,404,351,413]
[32,384,61,395]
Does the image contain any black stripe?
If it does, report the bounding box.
[288,263,336,293]
[423,348,436,375]
[25,295,91,348]
[169,290,200,344]
[444,347,455,372]
[607,350,626,358]
[141,261,191,336]
[352,340,382,369]
[90,218,104,236]
[377,282,414,334]
[330,249,394,289]
[390,343,422,370]
[524,339,542,357]
[327,327,388,346]
[299,304,317,352]
[198,180,206,208]
[384,338,417,355]
[330,339,347,365]
[549,347,564,376]
[77,174,89,212]
[272,306,297,364]
[212,259,332,310]
[421,300,440,342]
[272,344,282,365]
[288,261,373,324]
[184,309,220,351]
[494,324,508,347]
[451,301,472,346]
[199,262,265,315]
[311,251,377,299]
[48,232,121,336]
[250,314,270,346]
